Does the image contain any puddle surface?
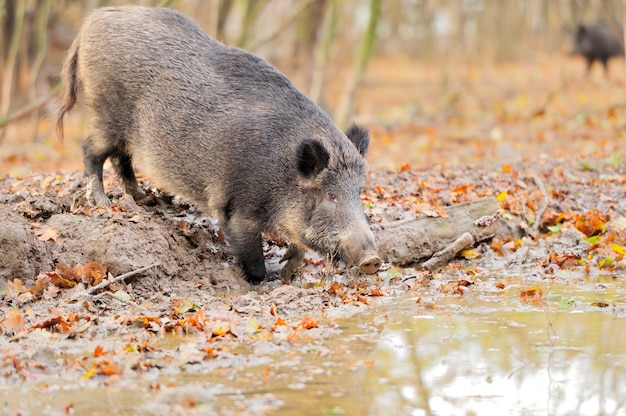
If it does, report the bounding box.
[3,276,626,415]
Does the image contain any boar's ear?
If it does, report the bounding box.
[298,139,330,178]
[345,124,370,156]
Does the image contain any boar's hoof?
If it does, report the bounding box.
[358,254,382,275]
[135,194,157,206]
[85,175,112,207]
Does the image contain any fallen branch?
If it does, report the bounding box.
[71,262,161,299]
[373,196,500,267]
[422,232,474,271]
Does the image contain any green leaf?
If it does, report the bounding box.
[580,160,596,171]
[547,222,562,234]
[113,290,132,303]
[322,407,346,415]
[606,153,623,168]
[598,256,614,269]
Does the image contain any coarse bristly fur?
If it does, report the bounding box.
[57,6,381,284]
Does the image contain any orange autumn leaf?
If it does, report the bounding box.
[435,205,448,218]
[212,321,230,337]
[300,316,318,329]
[368,288,385,297]
[31,274,52,297]
[46,271,77,289]
[451,184,470,194]
[94,345,105,357]
[374,184,388,198]
[501,164,512,173]
[520,286,544,303]
[83,262,107,285]
[575,209,607,237]
[273,316,287,327]
[3,308,25,334]
[399,163,411,172]
[183,308,207,330]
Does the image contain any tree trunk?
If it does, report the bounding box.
[335,0,381,129]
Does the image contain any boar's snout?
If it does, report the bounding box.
[339,226,381,275]
[359,251,382,274]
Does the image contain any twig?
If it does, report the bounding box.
[422,232,474,271]
[72,262,161,299]
[0,83,61,129]
[93,290,133,304]
[245,0,314,51]
[530,172,549,238]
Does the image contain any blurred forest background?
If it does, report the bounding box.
[1,0,625,176]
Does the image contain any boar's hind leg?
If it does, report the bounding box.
[82,134,112,207]
[226,218,266,284]
[110,153,152,205]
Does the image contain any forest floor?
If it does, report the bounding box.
[1,55,626,414]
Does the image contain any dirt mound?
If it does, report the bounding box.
[0,171,248,293]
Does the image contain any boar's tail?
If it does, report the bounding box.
[56,39,79,141]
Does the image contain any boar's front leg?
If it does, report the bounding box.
[226,216,266,284]
[280,245,305,280]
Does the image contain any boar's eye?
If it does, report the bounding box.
[326,191,337,201]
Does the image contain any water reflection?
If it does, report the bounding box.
[366,308,626,416]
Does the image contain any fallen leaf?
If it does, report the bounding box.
[598,256,614,269]
[2,308,25,334]
[611,243,626,257]
[520,286,544,303]
[94,346,105,358]
[300,316,318,329]
[35,226,59,242]
[460,248,480,259]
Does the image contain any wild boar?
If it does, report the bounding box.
[573,20,624,75]
[57,6,382,283]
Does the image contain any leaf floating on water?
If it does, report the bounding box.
[520,286,544,303]
[322,406,346,415]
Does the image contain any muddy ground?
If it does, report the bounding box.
[1,155,626,414]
